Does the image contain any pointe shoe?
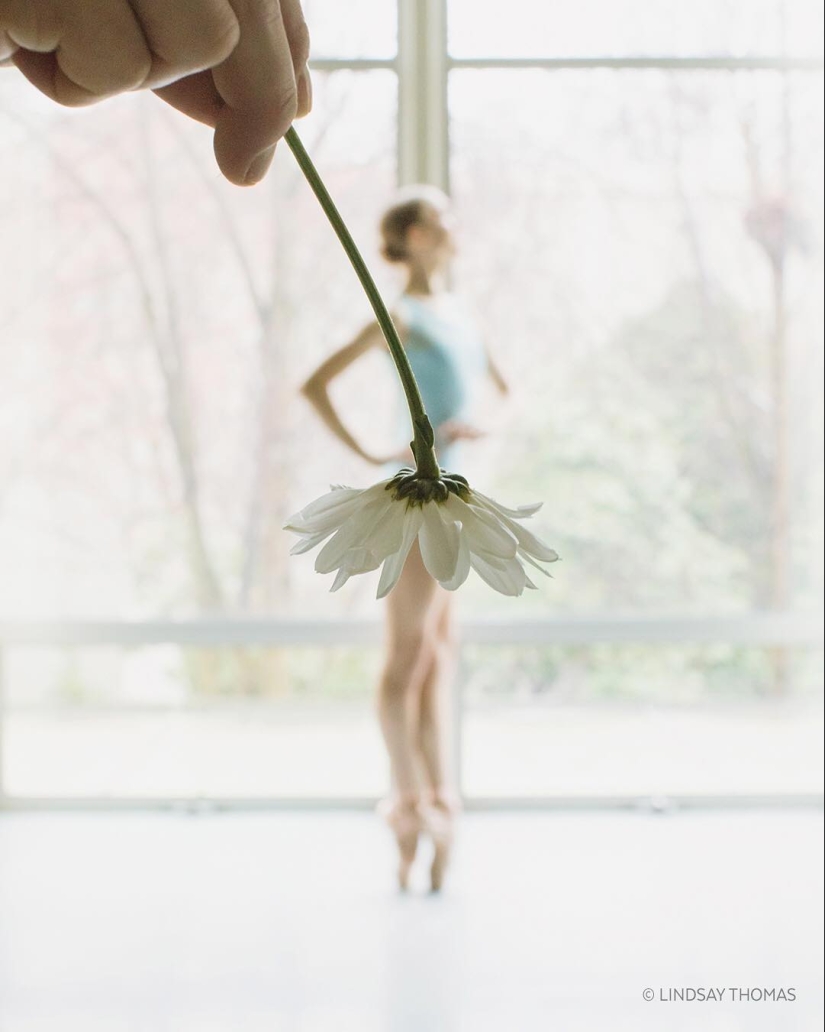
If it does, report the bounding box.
[376,796,425,891]
[422,793,460,893]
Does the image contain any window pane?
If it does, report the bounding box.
[0,70,398,621]
[3,645,384,798]
[450,69,824,619]
[303,0,397,59]
[462,645,824,797]
[449,0,824,59]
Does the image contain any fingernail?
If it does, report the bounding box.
[244,146,276,185]
[297,67,313,116]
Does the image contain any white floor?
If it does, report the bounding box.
[0,810,822,1032]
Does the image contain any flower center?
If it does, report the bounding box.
[386,469,472,506]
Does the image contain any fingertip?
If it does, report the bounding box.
[212,137,243,186]
[243,145,276,185]
[213,128,276,186]
[296,67,312,118]
[214,93,295,184]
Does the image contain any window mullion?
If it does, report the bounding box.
[397,0,449,190]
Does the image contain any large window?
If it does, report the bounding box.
[0,0,822,803]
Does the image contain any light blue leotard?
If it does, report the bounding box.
[385,293,487,476]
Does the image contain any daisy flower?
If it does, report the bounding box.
[284,127,560,598]
[285,468,559,599]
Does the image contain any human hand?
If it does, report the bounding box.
[0,0,311,185]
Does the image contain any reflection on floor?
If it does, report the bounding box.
[0,810,822,1032]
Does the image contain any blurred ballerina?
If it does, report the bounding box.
[301,186,509,891]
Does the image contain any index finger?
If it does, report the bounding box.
[212,0,298,185]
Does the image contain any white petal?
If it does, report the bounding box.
[367,502,408,562]
[285,486,360,523]
[315,496,394,574]
[376,506,424,599]
[470,493,557,562]
[304,484,359,508]
[444,495,517,559]
[519,549,555,578]
[467,504,521,558]
[473,491,543,519]
[346,547,383,574]
[330,548,382,592]
[509,524,559,563]
[472,548,510,569]
[440,531,471,591]
[470,553,526,596]
[344,495,399,548]
[285,481,390,534]
[419,503,461,583]
[289,530,331,555]
[285,499,362,535]
[330,567,352,592]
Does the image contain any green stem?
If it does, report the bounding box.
[285,126,440,479]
